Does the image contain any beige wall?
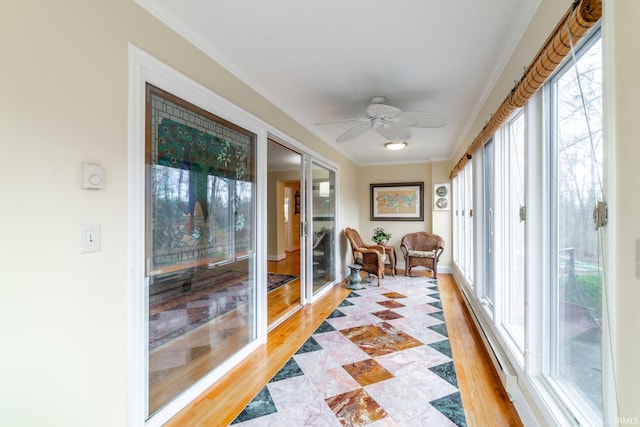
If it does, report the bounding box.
[431,161,453,268]
[0,0,358,425]
[356,163,432,263]
[2,0,638,425]
[354,161,453,270]
[607,0,640,419]
[267,171,301,258]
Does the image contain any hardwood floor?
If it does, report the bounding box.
[439,275,524,427]
[166,271,523,426]
[267,250,301,327]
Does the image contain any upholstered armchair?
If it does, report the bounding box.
[344,227,386,286]
[400,232,445,278]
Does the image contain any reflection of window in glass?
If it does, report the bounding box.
[548,34,603,421]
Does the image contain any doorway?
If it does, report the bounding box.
[266,138,339,327]
[266,140,302,326]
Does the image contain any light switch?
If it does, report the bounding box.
[80,224,101,253]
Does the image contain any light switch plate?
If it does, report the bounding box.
[80,224,101,253]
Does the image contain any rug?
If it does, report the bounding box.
[232,275,468,426]
[148,269,248,350]
[267,273,298,292]
[149,271,298,350]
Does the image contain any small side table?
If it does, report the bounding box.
[382,245,397,276]
[347,264,365,290]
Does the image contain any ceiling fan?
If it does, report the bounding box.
[318,96,447,143]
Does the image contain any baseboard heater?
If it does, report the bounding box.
[458,285,518,401]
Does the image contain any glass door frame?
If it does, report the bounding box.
[303,156,339,303]
[267,132,339,307]
[128,47,268,427]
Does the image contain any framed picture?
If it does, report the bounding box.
[370,182,424,221]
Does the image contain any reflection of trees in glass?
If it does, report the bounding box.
[234,181,254,253]
[554,37,603,415]
[556,41,602,266]
[152,165,255,265]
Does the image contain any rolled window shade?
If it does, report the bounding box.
[450,0,602,180]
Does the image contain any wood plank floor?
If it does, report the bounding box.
[166,271,522,426]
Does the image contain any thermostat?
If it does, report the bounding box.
[83,162,103,190]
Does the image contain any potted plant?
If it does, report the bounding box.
[372,227,391,245]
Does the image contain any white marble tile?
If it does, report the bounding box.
[268,399,342,427]
[313,331,370,365]
[403,369,460,401]
[267,375,325,411]
[374,345,452,376]
[304,365,361,399]
[294,348,343,373]
[387,404,458,427]
[387,315,443,337]
[392,323,447,345]
[393,303,443,318]
[364,375,431,415]
[325,312,381,330]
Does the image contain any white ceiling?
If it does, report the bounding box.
[138,0,541,166]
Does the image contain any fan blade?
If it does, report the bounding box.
[366,103,402,119]
[376,122,412,141]
[336,121,371,143]
[399,111,447,128]
[315,118,369,125]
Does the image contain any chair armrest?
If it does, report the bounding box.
[400,244,409,257]
[434,246,444,260]
[357,247,382,255]
[355,248,385,264]
[363,243,385,253]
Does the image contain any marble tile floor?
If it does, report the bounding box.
[232,274,467,426]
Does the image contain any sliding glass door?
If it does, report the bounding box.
[309,160,336,295]
[145,85,257,418]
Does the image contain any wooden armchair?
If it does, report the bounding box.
[344,227,386,286]
[400,232,445,278]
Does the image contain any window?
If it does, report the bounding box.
[453,163,473,285]
[450,27,604,427]
[546,34,603,421]
[502,111,526,350]
[483,139,495,308]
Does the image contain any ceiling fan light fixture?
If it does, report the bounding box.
[385,141,407,151]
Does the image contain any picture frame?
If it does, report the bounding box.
[370,182,424,221]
